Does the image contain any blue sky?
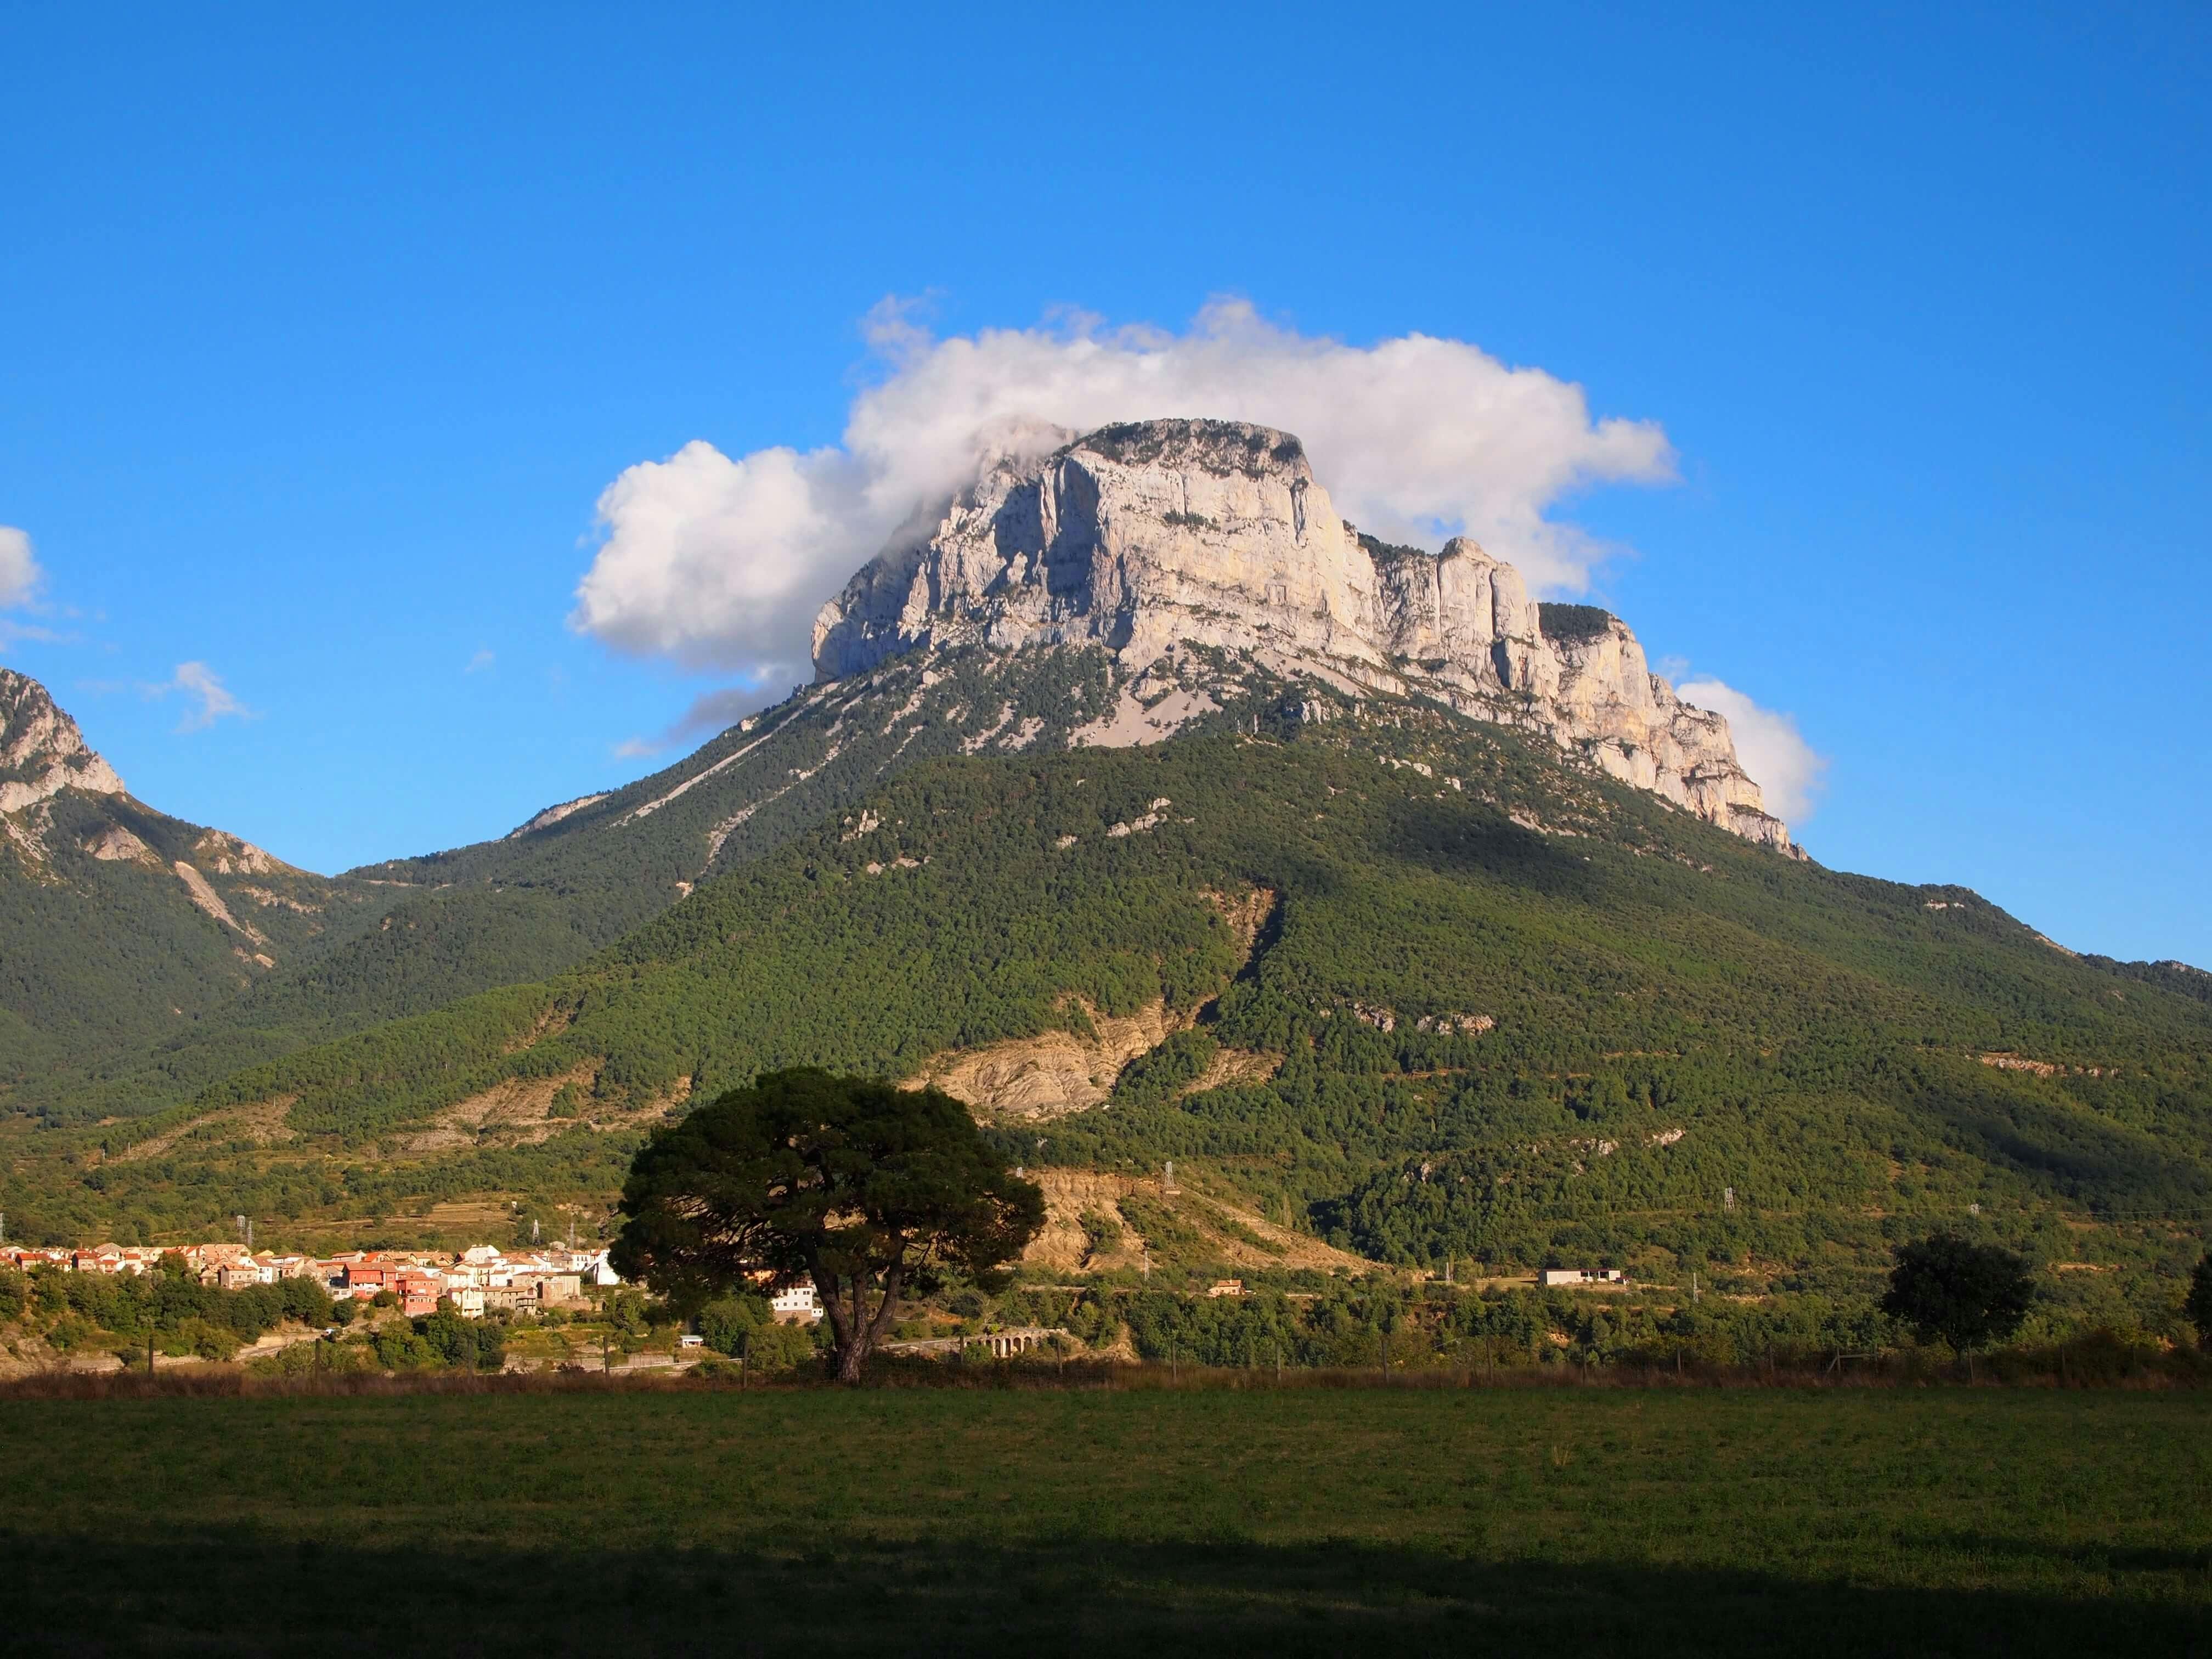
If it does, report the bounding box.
[1,4,2206,964]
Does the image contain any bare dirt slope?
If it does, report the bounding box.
[906,999,1192,1122]
[1020,1169,1368,1276]
[113,1096,298,1164]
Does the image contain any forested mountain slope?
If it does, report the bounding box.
[4,648,1118,1125]
[1,670,373,1113]
[10,683,2207,1294]
[6,415,1815,1128]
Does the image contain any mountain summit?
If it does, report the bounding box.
[814,419,1793,850]
[1,668,126,815]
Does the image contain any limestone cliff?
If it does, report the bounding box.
[1,668,126,814]
[812,419,1795,850]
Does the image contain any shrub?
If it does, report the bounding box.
[698,1294,770,1357]
[742,1321,819,1373]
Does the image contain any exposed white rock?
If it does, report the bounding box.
[1107,799,1173,838]
[172,860,268,946]
[236,884,319,913]
[1070,685,1219,748]
[506,792,611,839]
[1413,1012,1494,1036]
[192,828,287,876]
[1,668,126,815]
[619,726,778,825]
[85,824,157,864]
[811,420,1797,850]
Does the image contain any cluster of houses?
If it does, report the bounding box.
[2,1240,624,1319]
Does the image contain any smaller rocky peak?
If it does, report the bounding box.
[506,792,612,840]
[0,667,127,815]
[84,823,159,865]
[191,828,292,877]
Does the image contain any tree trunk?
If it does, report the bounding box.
[824,1261,905,1385]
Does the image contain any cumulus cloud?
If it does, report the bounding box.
[146,661,251,732]
[465,648,496,674]
[1676,677,1828,823]
[1,526,44,610]
[571,298,1677,693]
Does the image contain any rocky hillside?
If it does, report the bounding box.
[0,669,363,1103]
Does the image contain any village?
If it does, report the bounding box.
[1,1235,832,1327]
[15,1238,606,1318]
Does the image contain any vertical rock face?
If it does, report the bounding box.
[0,668,126,815]
[812,419,1795,850]
[812,421,1386,677]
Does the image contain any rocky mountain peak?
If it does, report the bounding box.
[811,418,1797,851]
[0,667,126,815]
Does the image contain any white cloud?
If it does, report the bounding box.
[146,661,251,732]
[465,648,496,674]
[571,298,1677,694]
[1676,678,1828,823]
[0,526,44,610]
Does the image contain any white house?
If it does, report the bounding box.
[1539,1268,1627,1287]
[553,1248,624,1287]
[770,1285,823,1324]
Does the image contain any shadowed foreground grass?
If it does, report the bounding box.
[2,1386,2208,1655]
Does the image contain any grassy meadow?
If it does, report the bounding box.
[2,1381,2208,1655]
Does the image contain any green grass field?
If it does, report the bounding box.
[3,1382,2208,1656]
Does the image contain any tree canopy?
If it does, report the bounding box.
[610,1068,1043,1381]
[2186,1252,2212,1346]
[1880,1232,2035,1356]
